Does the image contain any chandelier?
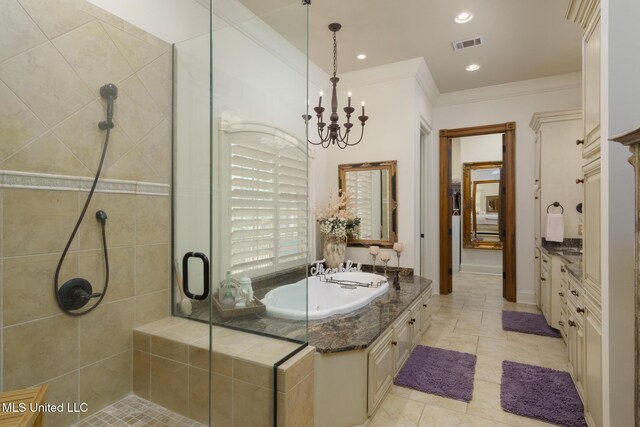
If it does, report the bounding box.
[303,23,368,149]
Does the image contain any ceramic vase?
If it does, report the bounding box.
[323,238,346,268]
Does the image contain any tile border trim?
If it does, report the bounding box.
[0,170,169,196]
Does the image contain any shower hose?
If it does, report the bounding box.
[53,124,111,316]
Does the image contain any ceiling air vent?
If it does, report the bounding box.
[452,36,484,51]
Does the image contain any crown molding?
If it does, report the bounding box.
[529,109,582,133]
[437,72,581,107]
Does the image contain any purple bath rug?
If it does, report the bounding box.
[501,361,587,427]
[394,345,476,402]
[502,310,561,338]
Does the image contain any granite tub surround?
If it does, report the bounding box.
[0,1,173,425]
[133,317,314,427]
[191,272,432,353]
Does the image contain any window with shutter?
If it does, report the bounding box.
[221,121,308,277]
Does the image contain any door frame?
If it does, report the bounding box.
[439,122,517,301]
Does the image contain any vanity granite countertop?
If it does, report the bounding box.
[191,271,432,354]
[541,239,583,281]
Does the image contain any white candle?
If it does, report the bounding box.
[393,242,404,253]
[369,245,379,255]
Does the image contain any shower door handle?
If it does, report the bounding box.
[182,252,210,300]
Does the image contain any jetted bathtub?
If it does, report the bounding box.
[261,272,389,320]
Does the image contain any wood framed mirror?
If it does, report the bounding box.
[463,161,503,250]
[338,161,397,247]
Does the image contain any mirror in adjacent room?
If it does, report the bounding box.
[462,161,503,249]
[338,161,397,247]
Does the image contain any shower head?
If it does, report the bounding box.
[100,83,118,100]
[98,83,118,130]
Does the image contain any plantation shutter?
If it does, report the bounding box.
[228,131,307,276]
[347,171,373,239]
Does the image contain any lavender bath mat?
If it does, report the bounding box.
[501,361,587,427]
[394,345,476,402]
[502,310,561,338]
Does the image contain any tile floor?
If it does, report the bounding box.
[71,395,205,427]
[369,272,568,427]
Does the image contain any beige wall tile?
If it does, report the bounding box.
[136,196,170,245]
[1,132,93,177]
[79,350,132,417]
[233,358,273,389]
[151,336,188,363]
[79,299,134,365]
[77,192,136,250]
[279,372,313,427]
[102,144,162,183]
[0,0,46,62]
[149,355,188,416]
[189,343,233,376]
[18,0,93,39]
[52,100,134,175]
[108,74,163,142]
[139,118,172,183]
[77,246,134,304]
[0,42,93,127]
[0,81,46,161]
[53,21,133,94]
[133,331,150,351]
[133,349,150,400]
[135,244,169,295]
[3,314,78,390]
[233,380,272,427]
[41,370,80,427]
[3,189,79,256]
[101,22,165,72]
[72,1,126,30]
[277,347,315,393]
[188,367,232,426]
[3,252,77,326]
[137,53,172,117]
[135,289,170,326]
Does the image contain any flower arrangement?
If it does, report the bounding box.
[317,190,361,243]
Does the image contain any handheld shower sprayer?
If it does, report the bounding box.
[55,83,118,316]
[98,83,118,130]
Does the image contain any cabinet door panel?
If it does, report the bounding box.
[585,307,603,427]
[393,313,412,374]
[583,159,601,298]
[583,17,601,157]
[368,331,394,415]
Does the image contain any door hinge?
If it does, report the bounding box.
[503,271,506,279]
[448,268,452,275]
[448,228,452,236]
[420,233,424,238]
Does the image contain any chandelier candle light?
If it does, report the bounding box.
[303,23,369,149]
[379,250,391,278]
[369,245,379,272]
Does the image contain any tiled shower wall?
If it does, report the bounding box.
[0,0,172,425]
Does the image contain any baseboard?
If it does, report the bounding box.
[459,264,502,275]
[516,291,537,305]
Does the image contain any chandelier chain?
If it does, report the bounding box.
[333,31,337,78]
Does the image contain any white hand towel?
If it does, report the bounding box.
[545,213,564,243]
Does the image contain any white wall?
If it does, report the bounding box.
[601,0,637,424]
[433,73,581,303]
[317,59,436,270]
[458,134,503,275]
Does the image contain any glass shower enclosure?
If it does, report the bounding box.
[0,0,309,425]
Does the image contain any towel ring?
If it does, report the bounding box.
[546,201,564,214]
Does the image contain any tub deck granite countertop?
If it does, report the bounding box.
[191,272,432,354]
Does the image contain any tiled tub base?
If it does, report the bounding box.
[72,395,203,427]
[133,317,314,427]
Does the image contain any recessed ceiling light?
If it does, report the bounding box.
[465,63,480,72]
[455,11,473,24]
[357,53,367,60]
